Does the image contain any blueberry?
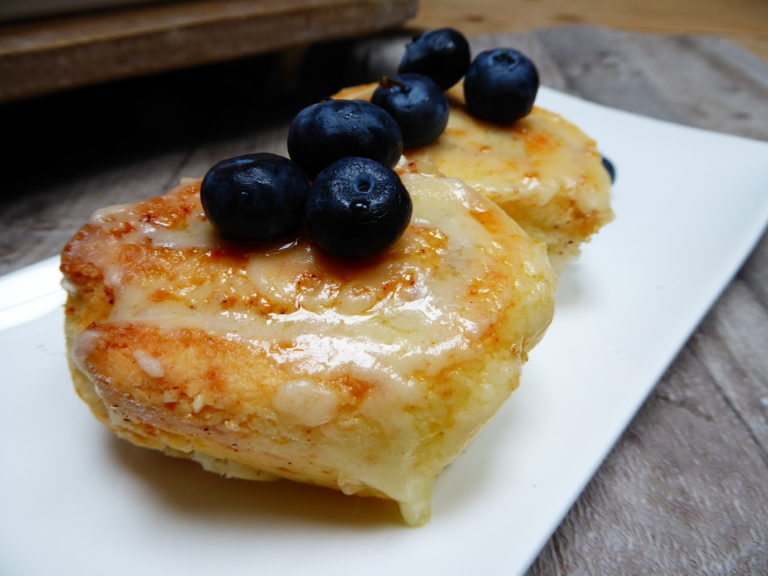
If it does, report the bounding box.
[398,28,471,90]
[287,99,403,179]
[464,48,539,125]
[601,155,617,183]
[306,157,412,259]
[371,74,449,148]
[200,153,310,243]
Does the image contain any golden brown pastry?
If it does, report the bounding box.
[335,83,614,270]
[61,174,556,525]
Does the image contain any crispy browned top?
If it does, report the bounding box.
[334,83,614,268]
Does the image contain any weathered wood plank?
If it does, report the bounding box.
[0,0,418,102]
[411,0,768,62]
[690,279,768,454]
[529,346,768,575]
[619,34,768,141]
[741,234,768,310]
[535,26,692,124]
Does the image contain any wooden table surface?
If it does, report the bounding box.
[414,0,768,63]
[1,3,767,574]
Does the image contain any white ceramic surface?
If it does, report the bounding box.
[1,88,767,576]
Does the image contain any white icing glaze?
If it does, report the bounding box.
[404,101,609,215]
[272,379,339,426]
[132,349,165,378]
[76,174,550,428]
[191,393,206,413]
[99,176,518,405]
[89,203,135,226]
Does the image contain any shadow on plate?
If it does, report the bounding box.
[554,262,602,309]
[107,433,407,529]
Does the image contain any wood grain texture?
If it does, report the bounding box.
[0,24,766,575]
[532,345,768,574]
[349,30,768,573]
[413,0,768,62]
[0,0,417,101]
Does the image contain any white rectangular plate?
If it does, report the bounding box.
[1,87,767,576]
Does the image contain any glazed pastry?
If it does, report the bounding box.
[61,173,556,525]
[335,83,614,270]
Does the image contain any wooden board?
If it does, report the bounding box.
[0,0,418,101]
